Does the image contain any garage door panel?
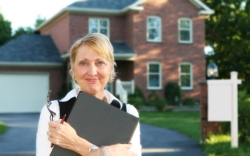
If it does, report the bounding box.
[0,73,49,113]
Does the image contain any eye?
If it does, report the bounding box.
[79,61,87,66]
[97,61,105,66]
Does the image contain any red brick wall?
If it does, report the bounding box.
[0,66,63,100]
[131,0,206,100]
[41,13,71,54]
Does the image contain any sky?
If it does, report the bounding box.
[0,0,76,31]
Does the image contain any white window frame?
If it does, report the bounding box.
[178,18,193,44]
[147,16,162,42]
[89,18,110,38]
[147,62,162,90]
[179,62,193,90]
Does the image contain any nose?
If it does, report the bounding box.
[88,64,97,76]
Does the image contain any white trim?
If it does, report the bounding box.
[147,62,162,90]
[0,62,62,67]
[179,62,193,90]
[178,18,193,44]
[189,0,214,15]
[89,18,110,38]
[114,53,137,60]
[147,16,162,42]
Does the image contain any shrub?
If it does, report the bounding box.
[128,95,143,109]
[220,89,250,143]
[127,86,145,109]
[164,82,181,105]
[182,97,196,106]
[146,90,167,111]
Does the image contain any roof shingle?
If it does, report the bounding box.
[67,0,138,10]
[0,34,63,63]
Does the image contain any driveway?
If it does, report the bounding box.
[0,113,204,156]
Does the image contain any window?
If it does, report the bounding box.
[179,63,193,90]
[147,62,162,89]
[178,18,192,43]
[89,18,109,38]
[147,16,161,42]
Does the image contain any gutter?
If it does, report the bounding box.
[0,62,62,67]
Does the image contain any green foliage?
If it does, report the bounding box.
[0,122,7,135]
[202,134,250,156]
[127,86,145,109]
[35,15,46,28]
[203,0,250,90]
[128,95,143,109]
[220,90,250,143]
[164,82,181,105]
[182,97,196,107]
[12,27,33,39]
[0,14,12,46]
[146,90,167,111]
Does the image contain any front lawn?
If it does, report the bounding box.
[139,111,200,142]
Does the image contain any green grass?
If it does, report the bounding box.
[0,121,7,135]
[139,111,200,142]
[139,111,250,156]
[203,134,250,156]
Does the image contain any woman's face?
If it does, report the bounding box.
[72,44,113,97]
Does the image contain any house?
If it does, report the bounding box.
[0,0,213,113]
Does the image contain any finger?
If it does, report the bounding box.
[48,121,58,127]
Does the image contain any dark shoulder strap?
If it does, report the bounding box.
[58,97,76,121]
[121,103,127,112]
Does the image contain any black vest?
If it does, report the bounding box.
[58,97,127,121]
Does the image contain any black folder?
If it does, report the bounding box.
[50,91,139,156]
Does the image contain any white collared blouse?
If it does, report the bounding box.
[36,88,142,156]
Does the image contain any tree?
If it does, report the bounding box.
[12,27,33,39]
[35,15,46,28]
[0,14,12,46]
[203,0,250,92]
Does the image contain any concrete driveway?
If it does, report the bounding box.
[0,113,204,156]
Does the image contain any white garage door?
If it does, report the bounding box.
[0,72,49,113]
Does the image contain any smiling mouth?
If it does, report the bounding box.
[86,79,98,83]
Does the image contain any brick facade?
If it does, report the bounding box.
[40,0,207,102]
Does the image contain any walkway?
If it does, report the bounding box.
[0,113,205,156]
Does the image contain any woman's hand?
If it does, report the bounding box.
[47,120,91,155]
[104,144,138,156]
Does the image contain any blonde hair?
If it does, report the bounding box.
[69,33,116,82]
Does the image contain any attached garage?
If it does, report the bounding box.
[0,72,49,113]
[0,34,64,113]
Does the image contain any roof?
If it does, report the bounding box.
[68,0,138,10]
[0,34,63,64]
[37,0,213,31]
[111,42,135,54]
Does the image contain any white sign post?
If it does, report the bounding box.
[207,71,241,148]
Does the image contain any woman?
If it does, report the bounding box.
[36,33,141,156]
